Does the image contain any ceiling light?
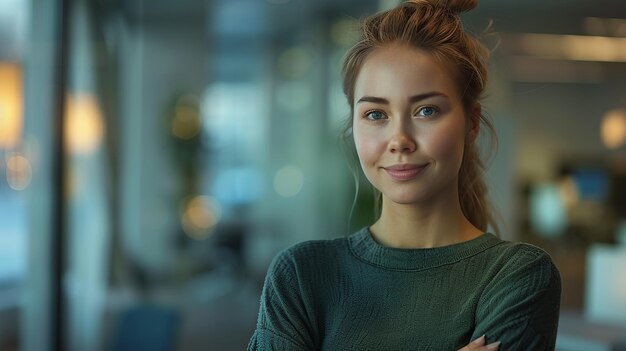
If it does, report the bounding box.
[584,17,626,37]
[505,33,626,63]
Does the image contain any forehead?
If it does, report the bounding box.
[354,43,460,101]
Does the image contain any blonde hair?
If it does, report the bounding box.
[341,0,499,232]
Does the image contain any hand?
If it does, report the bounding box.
[457,335,501,351]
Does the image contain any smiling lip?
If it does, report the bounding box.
[384,163,429,181]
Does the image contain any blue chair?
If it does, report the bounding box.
[113,305,180,351]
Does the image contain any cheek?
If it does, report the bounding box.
[425,123,466,165]
[353,126,384,165]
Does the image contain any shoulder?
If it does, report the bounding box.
[268,236,348,277]
[276,236,347,262]
[483,238,561,295]
[285,236,347,257]
[491,239,558,271]
[474,239,562,348]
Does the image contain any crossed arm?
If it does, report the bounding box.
[248,247,561,350]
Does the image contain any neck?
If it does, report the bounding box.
[369,189,483,249]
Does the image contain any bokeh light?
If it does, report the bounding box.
[330,19,359,47]
[277,47,311,79]
[601,108,626,149]
[171,95,201,140]
[273,165,304,198]
[0,63,23,149]
[65,93,105,154]
[180,195,222,240]
[5,152,32,190]
[529,184,566,239]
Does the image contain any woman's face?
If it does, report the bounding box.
[352,43,474,207]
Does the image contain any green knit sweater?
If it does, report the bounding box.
[248,227,561,350]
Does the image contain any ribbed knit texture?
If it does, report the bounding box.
[248,227,561,350]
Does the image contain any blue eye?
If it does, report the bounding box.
[365,110,386,121]
[418,106,438,117]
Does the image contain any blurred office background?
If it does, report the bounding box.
[1,0,626,350]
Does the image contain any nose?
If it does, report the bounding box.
[388,126,417,154]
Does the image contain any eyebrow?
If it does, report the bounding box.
[356,92,447,104]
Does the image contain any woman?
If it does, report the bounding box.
[248,0,561,350]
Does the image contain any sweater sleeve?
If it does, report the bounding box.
[472,245,562,350]
[247,247,317,351]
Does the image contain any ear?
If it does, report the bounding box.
[466,103,481,143]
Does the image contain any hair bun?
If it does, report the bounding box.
[405,0,477,14]
[446,0,477,13]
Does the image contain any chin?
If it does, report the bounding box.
[380,190,432,206]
